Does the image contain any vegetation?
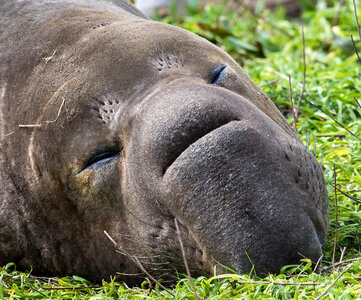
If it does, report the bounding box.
[1,0,360,298]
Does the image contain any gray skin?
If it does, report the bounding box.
[0,0,328,284]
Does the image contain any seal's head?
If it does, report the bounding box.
[0,0,328,283]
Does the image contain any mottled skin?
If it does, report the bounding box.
[0,0,328,284]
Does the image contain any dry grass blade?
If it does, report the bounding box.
[287,26,306,133]
[288,75,297,133]
[18,98,65,128]
[353,0,361,43]
[295,26,306,128]
[337,247,347,272]
[45,98,65,124]
[298,252,318,266]
[354,96,361,109]
[273,70,302,86]
[323,257,361,271]
[24,284,47,297]
[334,186,361,203]
[332,164,338,269]
[315,134,346,138]
[174,218,200,300]
[103,230,176,297]
[259,79,279,87]
[313,255,324,273]
[237,0,251,16]
[18,124,42,128]
[332,0,345,26]
[302,96,361,141]
[351,34,361,65]
[316,263,355,300]
[352,0,361,65]
[235,280,322,286]
[41,286,100,291]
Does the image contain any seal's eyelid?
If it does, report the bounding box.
[80,150,121,172]
[210,65,227,85]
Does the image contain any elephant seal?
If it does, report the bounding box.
[0,0,328,284]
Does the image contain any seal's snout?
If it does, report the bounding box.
[135,81,243,175]
[163,117,235,174]
[158,120,327,276]
[124,79,329,277]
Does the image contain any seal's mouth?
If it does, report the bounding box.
[163,119,238,175]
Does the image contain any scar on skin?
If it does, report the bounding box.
[152,40,184,71]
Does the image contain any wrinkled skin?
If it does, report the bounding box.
[0,0,328,284]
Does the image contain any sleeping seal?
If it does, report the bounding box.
[0,0,328,283]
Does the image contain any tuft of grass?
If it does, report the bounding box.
[1,260,361,298]
[2,0,361,298]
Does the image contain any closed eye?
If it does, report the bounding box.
[80,150,120,172]
[210,65,227,85]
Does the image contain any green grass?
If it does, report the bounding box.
[1,261,361,299]
[1,0,361,298]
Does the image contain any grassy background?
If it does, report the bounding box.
[1,0,361,298]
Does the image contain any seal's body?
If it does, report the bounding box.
[0,0,328,283]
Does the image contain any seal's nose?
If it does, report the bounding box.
[125,79,328,276]
[134,81,247,175]
[159,119,327,276]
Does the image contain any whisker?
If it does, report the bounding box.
[121,236,169,247]
[116,272,144,276]
[155,272,172,279]
[148,268,175,272]
[123,247,174,255]
[109,232,177,242]
[135,254,182,261]
[139,261,171,266]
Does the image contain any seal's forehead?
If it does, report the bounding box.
[61,19,289,134]
[2,1,289,138]
[70,19,240,92]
